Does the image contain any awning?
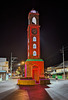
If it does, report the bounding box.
[51,72,63,75]
[0,70,6,72]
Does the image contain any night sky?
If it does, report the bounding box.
[0,1,68,67]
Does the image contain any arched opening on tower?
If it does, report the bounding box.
[33,36,36,42]
[32,17,36,24]
[32,65,39,83]
[33,44,36,49]
[33,51,36,56]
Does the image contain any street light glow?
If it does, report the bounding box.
[21,61,25,65]
[17,61,25,66]
[18,63,20,66]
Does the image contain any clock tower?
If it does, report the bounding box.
[25,9,45,83]
[17,9,50,85]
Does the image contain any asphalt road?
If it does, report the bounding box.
[2,85,52,100]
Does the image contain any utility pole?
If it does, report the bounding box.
[62,46,65,80]
[10,52,12,76]
[10,52,17,77]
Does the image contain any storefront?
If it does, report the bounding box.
[51,67,68,79]
[46,61,68,79]
[0,58,9,81]
[0,70,8,81]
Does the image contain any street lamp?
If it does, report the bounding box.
[17,61,25,77]
[17,61,25,66]
[18,63,21,66]
[21,61,25,65]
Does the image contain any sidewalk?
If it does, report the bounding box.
[45,79,68,100]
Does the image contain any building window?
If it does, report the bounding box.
[33,44,36,49]
[33,51,36,56]
[32,17,36,24]
[33,37,36,42]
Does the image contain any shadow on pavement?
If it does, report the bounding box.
[19,85,52,100]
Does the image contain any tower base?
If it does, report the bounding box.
[17,78,50,85]
[17,59,50,85]
[25,59,45,82]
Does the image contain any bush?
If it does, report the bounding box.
[67,77,68,79]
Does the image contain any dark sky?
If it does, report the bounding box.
[0,1,68,67]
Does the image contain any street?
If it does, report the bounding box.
[0,79,19,100]
[2,85,52,100]
[0,79,18,93]
[0,79,52,100]
[0,79,68,100]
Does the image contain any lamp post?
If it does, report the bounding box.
[10,52,12,76]
[17,61,25,77]
[10,52,17,77]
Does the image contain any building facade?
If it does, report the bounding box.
[0,58,9,81]
[46,61,68,79]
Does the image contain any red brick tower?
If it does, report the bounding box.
[25,9,44,83]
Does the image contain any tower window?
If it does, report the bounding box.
[33,44,36,49]
[28,19,30,25]
[32,17,36,24]
[33,51,36,56]
[28,52,29,57]
[28,45,29,50]
[33,37,36,42]
[28,39,29,43]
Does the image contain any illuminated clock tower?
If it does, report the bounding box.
[25,9,44,83]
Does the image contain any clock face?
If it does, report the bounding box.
[32,28,37,34]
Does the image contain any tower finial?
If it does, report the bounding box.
[30,9,36,13]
